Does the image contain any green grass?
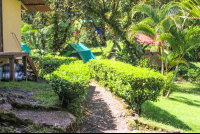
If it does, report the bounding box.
[0,81,59,106]
[89,46,105,60]
[140,82,200,133]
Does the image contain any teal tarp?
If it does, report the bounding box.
[70,43,96,62]
[21,43,31,56]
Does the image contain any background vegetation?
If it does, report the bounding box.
[18,0,200,132]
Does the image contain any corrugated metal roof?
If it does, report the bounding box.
[20,0,52,12]
[135,34,155,45]
[135,34,162,46]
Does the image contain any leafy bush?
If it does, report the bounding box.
[31,54,78,78]
[115,38,149,66]
[101,40,115,59]
[184,46,200,61]
[162,71,176,96]
[177,65,200,82]
[50,61,90,116]
[188,68,200,82]
[136,57,160,71]
[178,65,189,76]
[88,59,165,115]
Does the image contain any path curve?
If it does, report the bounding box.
[80,82,131,133]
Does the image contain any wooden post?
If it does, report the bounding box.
[9,58,15,81]
[0,0,3,52]
[23,56,27,81]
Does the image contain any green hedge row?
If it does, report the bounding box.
[49,61,90,112]
[31,55,77,78]
[88,59,165,115]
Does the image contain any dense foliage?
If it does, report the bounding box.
[100,40,115,59]
[178,65,200,82]
[116,38,149,65]
[49,61,90,116]
[88,59,165,115]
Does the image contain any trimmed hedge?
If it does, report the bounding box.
[31,55,78,78]
[50,61,90,111]
[88,59,165,115]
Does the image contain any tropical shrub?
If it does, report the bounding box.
[49,61,90,117]
[31,54,77,78]
[136,57,160,72]
[178,64,189,76]
[177,65,200,82]
[187,68,200,82]
[101,40,115,59]
[184,47,200,61]
[115,38,149,66]
[88,59,165,115]
[162,71,177,96]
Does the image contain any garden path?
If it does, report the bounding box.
[80,82,132,133]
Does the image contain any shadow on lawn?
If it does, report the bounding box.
[175,82,200,95]
[169,96,200,107]
[80,85,117,133]
[92,52,103,57]
[142,102,192,131]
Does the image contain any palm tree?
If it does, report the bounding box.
[158,50,189,96]
[127,1,187,75]
[180,0,200,19]
[158,50,189,75]
[159,25,200,97]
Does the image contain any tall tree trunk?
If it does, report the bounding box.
[161,43,164,75]
[41,32,46,50]
[163,61,168,96]
[166,60,180,97]
[100,21,106,46]
[52,1,59,52]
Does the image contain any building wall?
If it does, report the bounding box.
[2,0,21,53]
[0,0,21,64]
[145,50,162,67]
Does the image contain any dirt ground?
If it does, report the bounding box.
[80,82,132,133]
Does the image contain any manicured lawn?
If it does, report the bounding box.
[140,82,200,133]
[90,46,105,60]
[0,81,58,106]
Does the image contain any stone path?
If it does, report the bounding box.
[0,93,77,133]
[80,82,132,133]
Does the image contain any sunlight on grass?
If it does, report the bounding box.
[90,46,105,60]
[0,81,58,106]
[175,82,200,95]
[140,82,200,133]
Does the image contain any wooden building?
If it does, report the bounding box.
[0,0,51,81]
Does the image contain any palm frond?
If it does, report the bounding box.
[170,59,188,68]
[182,26,200,54]
[160,1,188,20]
[159,16,175,33]
[131,4,159,23]
[181,0,200,19]
[159,33,178,52]
[157,54,166,63]
[139,17,156,28]
[127,24,156,42]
